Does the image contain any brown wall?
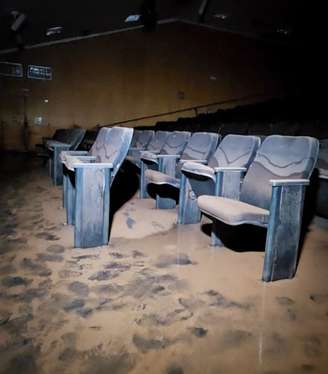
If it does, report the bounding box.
[0,21,288,151]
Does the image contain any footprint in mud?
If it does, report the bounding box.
[88,271,119,281]
[221,330,253,349]
[276,296,295,306]
[309,294,328,304]
[166,364,184,374]
[21,258,52,277]
[304,336,322,358]
[37,253,64,262]
[132,334,172,353]
[68,281,89,297]
[46,244,65,254]
[81,351,135,374]
[190,327,207,338]
[155,254,194,268]
[1,276,31,288]
[126,216,136,229]
[36,232,60,241]
[63,299,85,312]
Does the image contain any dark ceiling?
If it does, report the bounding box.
[0,0,324,51]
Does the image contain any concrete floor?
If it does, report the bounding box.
[0,153,328,374]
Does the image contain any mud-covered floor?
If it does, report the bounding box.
[0,152,328,374]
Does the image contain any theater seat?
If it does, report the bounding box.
[145,132,219,209]
[139,131,191,198]
[126,130,169,167]
[61,127,133,248]
[197,135,319,282]
[198,196,269,226]
[129,130,154,151]
[179,134,260,224]
[47,128,86,185]
[316,139,328,218]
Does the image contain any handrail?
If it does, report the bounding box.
[104,92,276,127]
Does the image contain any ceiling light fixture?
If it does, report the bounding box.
[213,14,228,20]
[125,15,141,23]
[46,26,63,36]
[276,27,291,36]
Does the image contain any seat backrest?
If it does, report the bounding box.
[134,130,154,149]
[147,131,169,153]
[130,130,140,148]
[69,129,86,150]
[57,128,86,150]
[79,130,98,151]
[240,135,319,210]
[161,131,191,155]
[53,129,67,141]
[181,132,219,162]
[317,138,328,170]
[208,134,261,170]
[90,127,134,181]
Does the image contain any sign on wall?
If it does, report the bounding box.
[0,62,23,77]
[28,65,52,80]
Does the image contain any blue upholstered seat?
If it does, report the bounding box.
[61,127,133,248]
[316,139,328,218]
[139,131,191,198]
[129,130,154,151]
[178,134,260,224]
[181,134,261,197]
[144,132,219,209]
[127,130,169,167]
[47,128,86,186]
[197,135,319,282]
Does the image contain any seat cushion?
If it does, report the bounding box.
[197,196,269,226]
[145,169,180,188]
[141,151,159,164]
[181,161,215,181]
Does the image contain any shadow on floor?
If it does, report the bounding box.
[201,221,267,252]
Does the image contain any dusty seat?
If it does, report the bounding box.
[198,196,269,226]
[179,134,261,224]
[129,130,154,152]
[61,126,133,248]
[46,128,86,186]
[145,132,219,209]
[126,130,169,167]
[197,135,319,282]
[139,131,191,198]
[316,139,328,218]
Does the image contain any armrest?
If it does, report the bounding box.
[73,162,113,169]
[75,156,97,161]
[214,166,247,173]
[129,147,144,151]
[318,168,328,180]
[180,159,207,164]
[270,179,309,187]
[62,150,89,156]
[47,140,71,150]
[157,154,180,158]
[60,150,89,163]
[140,151,159,165]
